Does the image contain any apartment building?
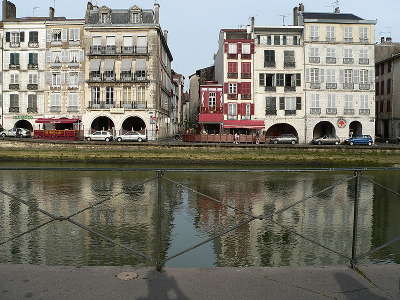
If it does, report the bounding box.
[44,11,85,130]
[375,39,400,139]
[295,4,376,142]
[83,2,175,140]
[2,0,47,131]
[253,26,305,142]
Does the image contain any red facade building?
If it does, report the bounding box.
[199,82,223,133]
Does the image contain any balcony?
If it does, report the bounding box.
[9,84,19,90]
[265,86,276,92]
[359,38,369,44]
[9,107,19,113]
[227,73,238,79]
[310,108,321,115]
[50,85,61,90]
[309,57,320,64]
[310,36,319,41]
[104,46,117,55]
[10,42,20,48]
[68,62,80,68]
[50,62,62,68]
[284,62,296,68]
[241,94,251,100]
[285,110,296,116]
[326,83,337,89]
[344,109,355,115]
[264,62,276,68]
[284,86,296,92]
[326,37,336,42]
[69,40,81,47]
[265,109,277,116]
[359,109,370,115]
[27,84,38,90]
[343,58,354,64]
[326,108,337,115]
[359,58,369,65]
[227,94,238,100]
[88,101,116,109]
[104,75,116,82]
[343,83,354,90]
[121,102,148,109]
[227,54,238,59]
[241,54,251,60]
[310,83,321,89]
[9,64,20,70]
[68,84,79,90]
[344,38,353,43]
[200,107,223,114]
[227,115,238,120]
[49,106,61,112]
[27,107,37,113]
[241,73,251,79]
[359,83,371,90]
[326,57,336,64]
[28,64,38,70]
[67,106,80,112]
[51,40,62,46]
[28,41,39,48]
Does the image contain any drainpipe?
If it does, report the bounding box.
[303,31,307,143]
[390,54,395,138]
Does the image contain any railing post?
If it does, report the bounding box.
[351,170,360,269]
[155,170,164,272]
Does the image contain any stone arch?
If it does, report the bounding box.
[313,121,336,139]
[121,116,147,134]
[349,121,363,137]
[266,123,298,137]
[90,116,115,132]
[14,120,33,132]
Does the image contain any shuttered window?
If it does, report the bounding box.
[265,97,276,115]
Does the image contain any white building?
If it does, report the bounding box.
[295,4,376,142]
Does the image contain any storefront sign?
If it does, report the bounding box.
[337,118,347,128]
[13,115,35,120]
[150,116,157,124]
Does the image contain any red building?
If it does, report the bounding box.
[198,81,223,133]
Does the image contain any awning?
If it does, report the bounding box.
[135,59,146,71]
[104,59,115,71]
[223,120,265,129]
[199,114,223,123]
[121,59,132,72]
[35,118,81,124]
[89,59,101,72]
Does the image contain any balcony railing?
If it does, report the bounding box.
[50,40,62,46]
[27,107,38,113]
[326,36,336,42]
[89,46,149,55]
[359,58,369,65]
[50,62,62,68]
[265,86,276,92]
[28,64,38,70]
[241,73,251,79]
[227,115,238,120]
[9,64,20,70]
[88,101,116,109]
[326,108,337,115]
[68,62,80,68]
[359,38,369,44]
[50,106,61,112]
[67,106,80,112]
[343,83,354,90]
[265,109,277,115]
[310,108,321,115]
[9,84,19,90]
[10,42,20,48]
[284,86,296,92]
[309,57,320,64]
[343,58,354,64]
[227,73,238,79]
[27,84,38,90]
[28,41,39,48]
[359,109,370,115]
[241,54,251,60]
[241,94,251,100]
[121,102,148,109]
[326,83,337,89]
[227,54,238,59]
[227,94,238,100]
[344,109,355,115]
[310,36,319,41]
[285,110,296,116]
[9,107,19,113]
[200,107,223,114]
[359,83,371,90]
[284,62,296,68]
[326,57,336,64]
[264,62,276,68]
[310,83,321,89]
[344,38,353,43]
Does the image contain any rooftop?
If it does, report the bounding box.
[302,12,364,21]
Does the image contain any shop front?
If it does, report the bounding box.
[34,118,82,140]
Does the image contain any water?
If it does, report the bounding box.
[0,162,399,268]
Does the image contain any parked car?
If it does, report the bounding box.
[115,131,147,142]
[344,135,374,146]
[0,128,31,138]
[270,134,298,145]
[312,135,340,145]
[85,131,113,142]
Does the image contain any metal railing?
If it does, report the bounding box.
[0,167,399,278]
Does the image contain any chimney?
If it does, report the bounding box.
[87,2,93,11]
[381,37,385,44]
[293,3,304,26]
[386,37,392,43]
[2,0,16,21]
[334,7,340,14]
[154,3,160,24]
[293,6,298,26]
[163,30,168,42]
[49,6,55,19]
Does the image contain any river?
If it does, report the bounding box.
[0,162,399,268]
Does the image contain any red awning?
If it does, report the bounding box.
[199,113,224,123]
[223,120,265,129]
[35,118,81,124]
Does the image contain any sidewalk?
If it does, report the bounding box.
[0,264,399,299]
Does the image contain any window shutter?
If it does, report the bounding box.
[46,72,51,85]
[20,32,25,42]
[296,74,301,87]
[305,68,310,82]
[250,104,255,115]
[296,97,302,110]
[237,83,242,94]
[339,70,344,83]
[62,50,68,63]
[224,83,228,94]
[237,103,242,115]
[320,69,324,83]
[224,103,228,114]
[46,30,52,42]
[259,73,265,86]
[62,29,68,42]
[237,43,242,54]
[368,70,375,83]
[250,43,255,54]
[224,43,228,53]
[5,32,10,42]
[279,97,285,110]
[46,51,52,63]
[353,69,359,83]
[80,50,85,62]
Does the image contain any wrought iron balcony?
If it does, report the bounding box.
[10,42,20,48]
[284,62,296,68]
[241,54,251,60]
[285,110,296,116]
[67,106,80,112]
[310,108,321,115]
[359,58,369,65]
[326,108,337,115]
[265,109,277,116]
[120,102,148,109]
[241,73,251,79]
[28,41,39,48]
[326,57,336,64]
[359,83,371,90]
[200,107,223,114]
[227,94,238,100]
[9,107,19,113]
[264,62,276,68]
[343,58,354,64]
[241,94,251,100]
[27,107,37,113]
[28,64,38,70]
[359,109,370,115]
[343,83,354,90]
[50,106,61,112]
[344,109,355,115]
[309,57,320,64]
[27,84,38,90]
[284,86,296,92]
[265,86,276,92]
[88,101,116,109]
[310,83,321,89]
[227,73,238,79]
[344,38,353,43]
[9,84,19,90]
[326,83,337,89]
[50,62,62,68]
[89,46,149,56]
[9,64,20,70]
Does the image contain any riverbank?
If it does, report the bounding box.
[0,139,400,166]
[0,264,398,299]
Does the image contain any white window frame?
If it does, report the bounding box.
[310,47,319,58]
[91,87,100,103]
[105,86,114,103]
[344,95,353,109]
[328,94,336,108]
[208,92,216,107]
[310,26,319,40]
[52,29,62,42]
[360,95,369,109]
[228,103,237,116]
[122,87,132,102]
[359,28,368,41]
[68,28,80,41]
[360,49,368,59]
[310,68,320,83]
[242,43,251,55]
[327,48,336,58]
[51,73,61,87]
[228,43,237,54]
[344,27,353,41]
[28,73,38,84]
[11,32,20,44]
[344,70,353,83]
[136,86,145,102]
[50,93,61,107]
[228,83,237,94]
[10,73,19,84]
[68,72,79,87]
[344,48,353,58]
[326,26,335,41]
[311,94,320,108]
[68,93,79,107]
[326,69,336,83]
[360,69,368,84]
[69,50,79,63]
[285,97,296,110]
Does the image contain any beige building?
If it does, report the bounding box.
[83,2,175,140]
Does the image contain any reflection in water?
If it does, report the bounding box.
[0,169,399,267]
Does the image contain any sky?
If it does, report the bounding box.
[4,0,400,88]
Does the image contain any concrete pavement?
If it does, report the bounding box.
[0,264,399,299]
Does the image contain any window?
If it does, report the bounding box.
[123,36,133,48]
[52,29,62,42]
[311,94,320,108]
[344,49,353,58]
[101,13,109,24]
[244,104,251,117]
[28,73,38,84]
[310,68,319,83]
[91,87,100,103]
[28,95,37,109]
[106,87,114,104]
[136,86,146,102]
[68,93,79,108]
[359,27,368,42]
[387,79,392,94]
[50,93,61,108]
[228,62,238,75]
[380,64,384,75]
[10,73,18,84]
[344,69,353,83]
[69,50,79,63]
[360,69,368,84]
[326,69,336,83]
[228,43,237,54]
[296,74,301,86]
[381,81,385,95]
[285,97,296,110]
[388,62,392,73]
[310,47,319,57]
[52,51,62,63]
[241,62,251,75]
[228,103,237,117]
[264,50,275,67]
[259,73,265,86]
[276,74,284,86]
[310,26,319,40]
[265,97,276,115]
[241,82,251,96]
[228,83,237,94]
[242,43,251,54]
[284,50,295,67]
[10,53,19,65]
[293,36,299,45]
[360,95,369,109]
[274,35,280,45]
[265,74,275,87]
[68,72,79,87]
[68,28,80,41]
[344,27,353,41]
[208,92,216,107]
[345,95,353,109]
[328,94,336,108]
[282,36,287,45]
[10,94,19,108]
[29,31,38,43]
[92,36,102,47]
[29,53,38,65]
[327,48,336,58]
[52,73,61,87]
[11,32,20,44]
[376,82,379,96]
[132,13,141,23]
[326,26,335,41]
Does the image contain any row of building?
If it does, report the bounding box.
[190,4,378,143]
[0,0,189,140]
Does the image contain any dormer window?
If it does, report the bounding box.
[101,13,108,23]
[99,6,111,24]
[132,13,140,23]
[130,5,142,24]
